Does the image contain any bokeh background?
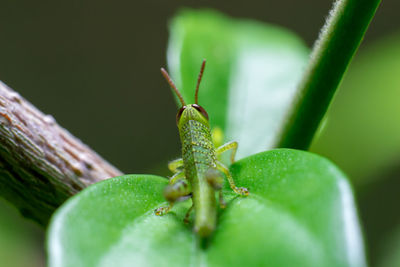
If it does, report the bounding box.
[0,1,399,266]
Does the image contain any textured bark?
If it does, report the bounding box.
[0,81,122,225]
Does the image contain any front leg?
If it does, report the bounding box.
[168,158,183,173]
[169,171,185,184]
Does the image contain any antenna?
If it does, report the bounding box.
[195,59,206,104]
[161,68,186,106]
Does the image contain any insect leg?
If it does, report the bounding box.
[169,171,185,184]
[215,141,238,164]
[168,158,183,173]
[216,160,249,196]
[183,200,194,224]
[164,178,192,203]
[205,168,226,208]
[155,203,173,216]
[205,168,223,190]
[155,179,192,216]
[219,190,226,209]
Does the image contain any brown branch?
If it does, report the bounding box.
[0,81,123,225]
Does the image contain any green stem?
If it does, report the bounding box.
[276,0,381,149]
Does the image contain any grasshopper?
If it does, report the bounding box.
[155,60,249,237]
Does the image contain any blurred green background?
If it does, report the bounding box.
[0,1,399,266]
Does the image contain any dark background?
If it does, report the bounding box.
[0,1,399,266]
[1,1,398,175]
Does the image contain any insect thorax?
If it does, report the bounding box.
[180,120,216,181]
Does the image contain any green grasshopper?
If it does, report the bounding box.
[155,60,249,237]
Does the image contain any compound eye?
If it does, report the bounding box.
[192,104,209,120]
[176,106,186,124]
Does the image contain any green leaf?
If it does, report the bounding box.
[167,10,309,158]
[47,149,366,267]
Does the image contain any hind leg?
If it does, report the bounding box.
[183,200,194,224]
[205,168,226,209]
[155,178,192,216]
[216,161,249,196]
[215,141,238,164]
